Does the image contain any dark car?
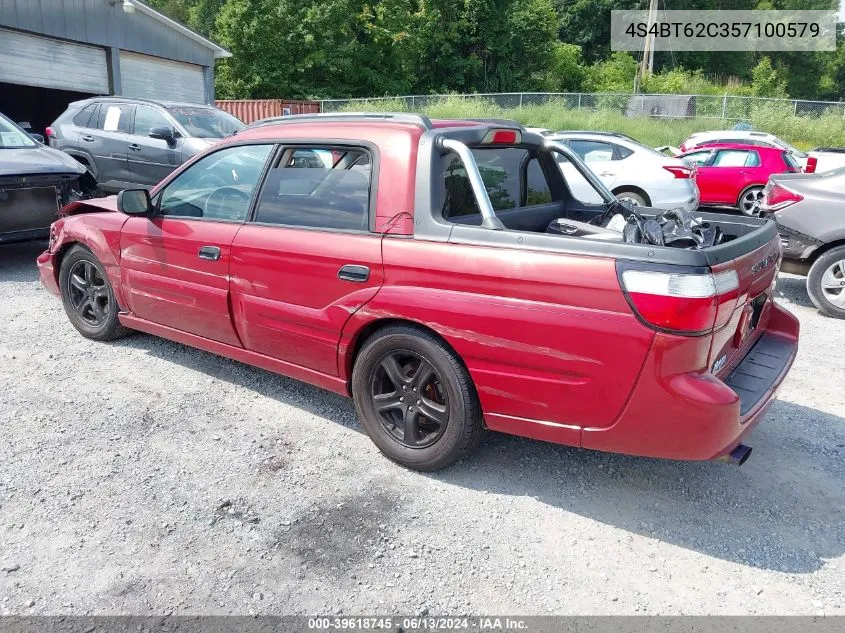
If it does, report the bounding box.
[37,114,797,471]
[48,97,245,193]
[0,111,87,244]
[759,167,845,318]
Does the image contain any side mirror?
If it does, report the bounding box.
[149,126,176,145]
[117,189,153,216]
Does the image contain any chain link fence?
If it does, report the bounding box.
[320,92,845,120]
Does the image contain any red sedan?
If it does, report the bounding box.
[680,143,802,215]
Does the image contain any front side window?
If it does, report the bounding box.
[134,106,173,137]
[157,144,273,221]
[682,150,712,166]
[253,147,372,231]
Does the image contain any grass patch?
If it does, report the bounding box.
[336,96,845,150]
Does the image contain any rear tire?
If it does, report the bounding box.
[613,189,648,207]
[807,246,845,319]
[737,186,764,216]
[351,325,483,471]
[59,245,131,341]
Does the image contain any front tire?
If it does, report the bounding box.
[59,245,131,341]
[807,246,845,319]
[737,186,764,216]
[351,325,483,471]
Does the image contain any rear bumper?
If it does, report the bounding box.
[37,249,60,296]
[648,181,699,213]
[581,303,799,460]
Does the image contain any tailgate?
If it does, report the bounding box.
[707,235,781,376]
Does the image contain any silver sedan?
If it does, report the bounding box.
[760,167,845,319]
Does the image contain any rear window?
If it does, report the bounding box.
[442,147,553,222]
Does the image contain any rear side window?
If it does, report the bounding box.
[744,151,761,167]
[569,140,615,162]
[443,147,553,221]
[712,150,751,167]
[96,104,131,133]
[253,147,372,231]
[72,104,99,128]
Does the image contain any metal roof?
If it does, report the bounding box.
[128,0,231,59]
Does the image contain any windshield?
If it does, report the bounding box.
[167,106,245,139]
[0,113,37,148]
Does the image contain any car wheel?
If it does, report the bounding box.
[59,245,131,341]
[614,189,648,207]
[737,186,764,216]
[807,246,845,319]
[351,325,484,471]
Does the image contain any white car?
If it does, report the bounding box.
[549,131,699,211]
[679,130,813,171]
[807,147,845,173]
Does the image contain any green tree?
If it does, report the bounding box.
[751,56,787,97]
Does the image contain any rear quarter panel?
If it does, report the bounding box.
[343,238,654,434]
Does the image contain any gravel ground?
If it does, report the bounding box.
[0,240,843,616]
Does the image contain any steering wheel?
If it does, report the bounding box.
[195,172,228,189]
[204,186,249,220]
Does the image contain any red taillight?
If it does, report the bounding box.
[481,128,521,145]
[762,182,803,212]
[45,127,55,137]
[618,264,740,335]
[805,156,817,173]
[663,165,695,179]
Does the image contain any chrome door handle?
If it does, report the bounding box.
[338,264,370,282]
[198,246,221,261]
[81,135,94,142]
[128,144,141,151]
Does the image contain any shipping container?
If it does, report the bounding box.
[215,99,321,124]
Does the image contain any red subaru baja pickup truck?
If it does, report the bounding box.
[37,113,799,471]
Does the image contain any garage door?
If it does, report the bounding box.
[0,28,109,93]
[120,52,207,104]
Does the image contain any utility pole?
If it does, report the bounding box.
[637,0,659,91]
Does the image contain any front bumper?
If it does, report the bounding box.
[581,303,799,460]
[37,249,60,296]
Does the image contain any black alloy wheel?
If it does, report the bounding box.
[369,350,449,449]
[66,259,110,327]
[59,245,131,341]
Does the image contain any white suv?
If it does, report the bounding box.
[550,131,700,212]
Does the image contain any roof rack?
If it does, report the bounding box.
[245,112,434,130]
[83,95,167,107]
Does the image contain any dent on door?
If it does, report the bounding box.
[229,225,384,376]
